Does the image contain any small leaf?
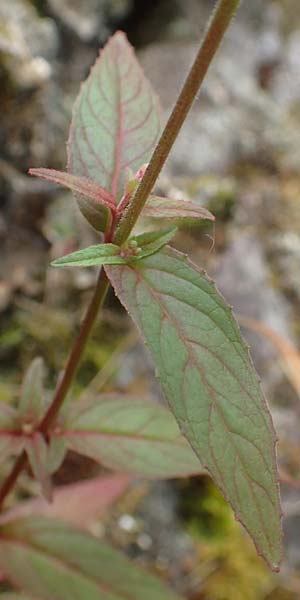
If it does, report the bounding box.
[57,396,204,478]
[19,357,45,423]
[105,246,282,570]
[68,31,161,200]
[29,168,115,232]
[128,227,177,260]
[0,475,130,528]
[51,243,123,268]
[51,228,176,268]
[46,438,67,475]
[143,195,215,222]
[25,434,53,502]
[0,517,182,600]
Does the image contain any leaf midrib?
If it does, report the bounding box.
[126,261,277,556]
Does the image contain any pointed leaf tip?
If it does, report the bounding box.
[67,30,161,201]
[105,246,283,569]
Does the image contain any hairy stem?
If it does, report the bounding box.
[114,0,240,245]
[0,0,240,508]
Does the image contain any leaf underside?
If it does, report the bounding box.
[68,31,161,201]
[105,246,282,570]
[143,196,215,222]
[29,169,115,232]
[0,518,181,600]
[58,396,204,478]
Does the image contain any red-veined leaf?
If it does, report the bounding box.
[0,474,130,528]
[67,31,160,201]
[105,246,282,570]
[29,169,115,232]
[143,195,215,222]
[0,517,182,600]
[57,396,204,478]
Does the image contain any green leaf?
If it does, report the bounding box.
[143,195,215,222]
[29,169,115,233]
[68,31,160,201]
[129,227,177,260]
[51,228,176,268]
[51,244,122,268]
[0,517,182,600]
[25,434,53,502]
[58,396,204,478]
[19,358,45,423]
[105,247,282,570]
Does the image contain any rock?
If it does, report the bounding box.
[48,0,132,41]
[139,4,300,178]
[212,232,295,399]
[0,0,58,88]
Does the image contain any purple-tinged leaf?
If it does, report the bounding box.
[0,474,130,528]
[143,196,215,222]
[0,517,182,600]
[29,168,115,232]
[105,246,282,570]
[57,396,204,478]
[68,31,160,200]
[19,357,45,424]
[25,434,53,502]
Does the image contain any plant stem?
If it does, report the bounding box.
[114,0,240,245]
[0,0,240,508]
[0,269,110,508]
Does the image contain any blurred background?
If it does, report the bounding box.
[1,0,300,597]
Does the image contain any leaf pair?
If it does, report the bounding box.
[51,228,177,268]
[0,359,66,502]
[1,364,205,482]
